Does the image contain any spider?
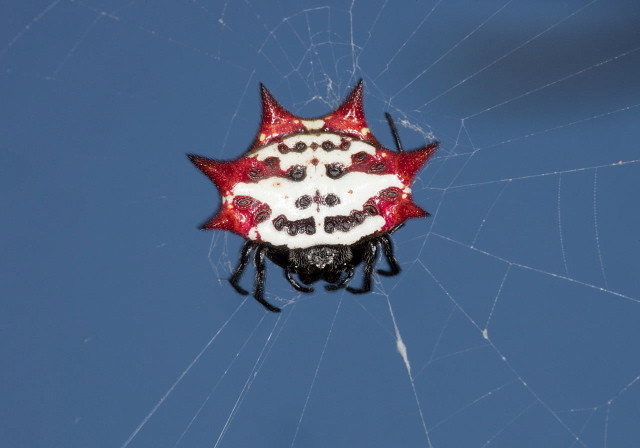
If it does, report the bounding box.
[188,80,437,312]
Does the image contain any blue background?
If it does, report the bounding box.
[2,0,640,447]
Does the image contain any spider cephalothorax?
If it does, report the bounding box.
[189,80,437,312]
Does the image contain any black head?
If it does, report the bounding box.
[289,245,354,285]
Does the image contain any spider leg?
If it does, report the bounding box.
[285,266,314,293]
[384,112,404,153]
[346,241,377,294]
[377,235,401,277]
[229,241,254,296]
[253,246,281,313]
[325,266,355,291]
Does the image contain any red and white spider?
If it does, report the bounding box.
[189,80,437,312]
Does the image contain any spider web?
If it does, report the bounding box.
[2,0,640,447]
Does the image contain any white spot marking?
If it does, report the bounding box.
[301,119,325,130]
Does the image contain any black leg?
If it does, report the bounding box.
[384,112,404,153]
[285,266,314,293]
[377,235,400,277]
[253,247,281,313]
[325,266,355,291]
[346,241,377,294]
[229,241,253,295]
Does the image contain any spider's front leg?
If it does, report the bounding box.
[376,235,400,277]
[346,241,377,294]
[325,267,355,291]
[253,247,281,313]
[229,240,254,296]
[285,265,314,293]
[229,242,281,312]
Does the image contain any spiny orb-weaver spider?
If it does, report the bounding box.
[188,80,438,312]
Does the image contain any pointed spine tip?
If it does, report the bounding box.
[398,199,428,219]
[346,78,364,103]
[201,209,236,232]
[260,83,281,109]
[355,78,363,92]
[187,153,210,166]
[322,78,374,143]
[335,79,365,113]
[259,83,271,103]
[187,154,211,173]
[253,83,305,149]
[397,141,439,182]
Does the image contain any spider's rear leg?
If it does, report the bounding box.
[253,247,281,313]
[376,235,400,277]
[346,241,377,294]
[385,112,405,153]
